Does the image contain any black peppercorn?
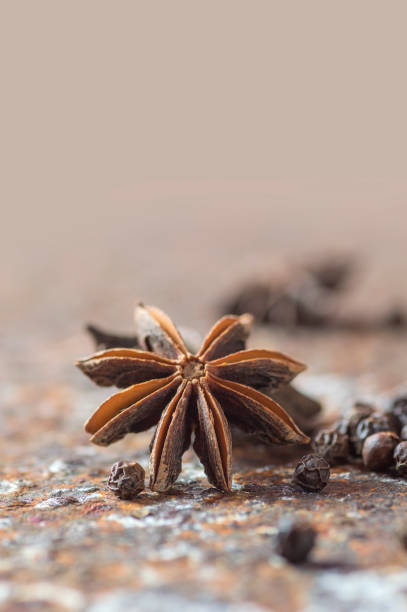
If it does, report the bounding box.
[389,395,407,429]
[394,442,407,477]
[312,429,350,465]
[107,461,145,499]
[345,402,375,454]
[362,432,400,471]
[293,454,330,492]
[350,401,375,421]
[353,414,399,456]
[275,517,316,564]
[307,256,353,292]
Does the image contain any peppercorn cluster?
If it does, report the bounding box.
[312,394,407,475]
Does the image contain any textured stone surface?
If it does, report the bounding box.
[2,320,407,611]
[3,191,407,611]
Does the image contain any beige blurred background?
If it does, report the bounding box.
[1,0,406,338]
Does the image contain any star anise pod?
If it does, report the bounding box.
[86,324,140,350]
[77,304,309,492]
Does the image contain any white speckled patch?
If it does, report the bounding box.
[0,581,85,610]
[103,514,143,528]
[0,480,20,494]
[307,570,407,612]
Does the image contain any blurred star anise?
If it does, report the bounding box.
[77,304,309,492]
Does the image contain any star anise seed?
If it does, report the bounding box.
[77,304,309,492]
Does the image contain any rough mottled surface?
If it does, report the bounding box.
[2,320,407,611]
[3,190,407,611]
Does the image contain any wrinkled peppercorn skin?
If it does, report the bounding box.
[394,442,407,477]
[312,429,350,465]
[293,453,330,492]
[107,461,145,499]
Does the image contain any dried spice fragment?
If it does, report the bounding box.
[312,428,350,465]
[221,255,354,328]
[393,442,407,477]
[362,432,400,471]
[108,461,145,499]
[77,304,309,492]
[86,322,200,354]
[339,402,397,456]
[353,414,399,456]
[306,255,354,291]
[86,324,140,350]
[269,385,321,434]
[344,402,376,453]
[276,517,316,564]
[222,255,407,330]
[389,395,407,429]
[293,454,330,492]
